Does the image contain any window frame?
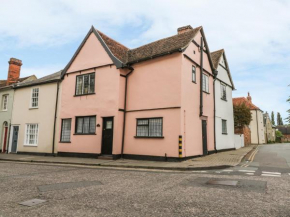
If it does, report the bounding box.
[24,123,39,146]
[202,73,209,93]
[2,94,8,111]
[75,73,95,96]
[220,83,227,101]
[135,117,164,138]
[60,118,72,143]
[30,87,39,108]
[222,119,227,134]
[192,66,196,83]
[74,115,96,135]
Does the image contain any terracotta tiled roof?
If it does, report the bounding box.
[233,97,260,110]
[97,26,201,64]
[97,30,129,63]
[0,76,34,89]
[211,49,224,70]
[127,27,201,64]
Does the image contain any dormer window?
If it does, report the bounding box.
[75,73,95,96]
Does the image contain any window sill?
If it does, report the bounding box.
[74,93,95,97]
[222,133,228,135]
[59,141,71,143]
[73,133,96,135]
[29,107,39,110]
[202,91,210,94]
[1,110,7,112]
[221,98,227,101]
[192,81,196,84]
[134,136,164,139]
[24,144,38,147]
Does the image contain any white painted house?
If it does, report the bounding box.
[211,49,235,151]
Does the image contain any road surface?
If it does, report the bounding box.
[0,143,289,216]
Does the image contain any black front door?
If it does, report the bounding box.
[11,126,19,153]
[202,120,207,155]
[101,117,114,155]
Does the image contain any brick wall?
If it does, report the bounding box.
[6,58,22,85]
[235,126,251,146]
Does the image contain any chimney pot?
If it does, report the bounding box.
[7,58,22,86]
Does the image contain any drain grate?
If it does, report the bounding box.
[206,180,238,186]
[19,199,46,207]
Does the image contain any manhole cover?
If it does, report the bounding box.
[19,199,46,207]
[206,180,238,186]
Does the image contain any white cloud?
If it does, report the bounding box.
[1,0,289,120]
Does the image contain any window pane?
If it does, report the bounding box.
[149,119,162,137]
[61,119,71,142]
[83,117,90,133]
[31,88,39,107]
[89,74,95,93]
[137,119,149,125]
[137,126,149,136]
[76,118,83,133]
[106,120,112,129]
[192,66,196,82]
[222,120,227,134]
[25,124,38,145]
[76,76,83,95]
[221,84,226,100]
[89,117,96,133]
[83,75,89,94]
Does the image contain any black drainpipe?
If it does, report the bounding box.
[213,70,218,153]
[256,110,260,144]
[199,37,204,117]
[121,66,134,158]
[52,81,60,155]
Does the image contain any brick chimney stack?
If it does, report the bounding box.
[7,58,22,86]
[177,25,193,34]
[247,92,252,102]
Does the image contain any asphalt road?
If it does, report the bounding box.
[0,144,290,217]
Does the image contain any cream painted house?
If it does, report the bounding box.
[263,112,276,142]
[211,49,235,151]
[9,72,61,155]
[233,93,265,145]
[0,58,36,153]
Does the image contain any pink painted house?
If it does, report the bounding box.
[58,25,216,161]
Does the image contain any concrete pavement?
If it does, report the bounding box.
[0,145,256,171]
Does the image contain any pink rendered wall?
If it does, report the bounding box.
[126,53,182,111]
[67,33,113,73]
[181,33,215,157]
[58,33,123,155]
[124,54,182,157]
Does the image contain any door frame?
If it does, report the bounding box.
[9,125,20,153]
[1,122,8,153]
[101,116,114,155]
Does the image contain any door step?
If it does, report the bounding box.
[98,155,113,160]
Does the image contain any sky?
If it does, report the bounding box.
[0,0,289,122]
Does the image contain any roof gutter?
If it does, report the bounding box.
[121,66,134,158]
